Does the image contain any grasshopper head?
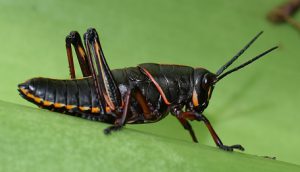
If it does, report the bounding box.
[192,69,217,113]
[192,31,278,113]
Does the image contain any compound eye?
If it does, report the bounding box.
[201,73,216,90]
[201,74,210,90]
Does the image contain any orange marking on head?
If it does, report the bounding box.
[140,67,171,105]
[79,106,90,111]
[43,101,53,106]
[66,105,76,110]
[54,103,65,108]
[192,89,199,107]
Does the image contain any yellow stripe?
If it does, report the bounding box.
[79,106,90,111]
[43,101,53,106]
[34,97,42,103]
[106,107,111,112]
[91,107,100,113]
[21,87,112,113]
[54,103,65,108]
[20,88,28,94]
[66,105,76,110]
[26,93,35,99]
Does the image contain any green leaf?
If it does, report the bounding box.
[0,100,299,172]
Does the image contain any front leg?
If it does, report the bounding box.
[181,112,244,151]
[176,117,198,143]
[171,108,199,143]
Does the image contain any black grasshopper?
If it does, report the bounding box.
[18,28,277,151]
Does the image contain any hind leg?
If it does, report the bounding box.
[65,31,91,79]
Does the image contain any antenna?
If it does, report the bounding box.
[216,31,264,76]
[216,46,278,82]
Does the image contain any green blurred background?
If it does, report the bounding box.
[1,0,300,170]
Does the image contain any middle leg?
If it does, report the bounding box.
[104,89,132,134]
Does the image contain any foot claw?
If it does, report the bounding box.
[103,125,122,135]
[219,144,244,151]
[103,128,111,135]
